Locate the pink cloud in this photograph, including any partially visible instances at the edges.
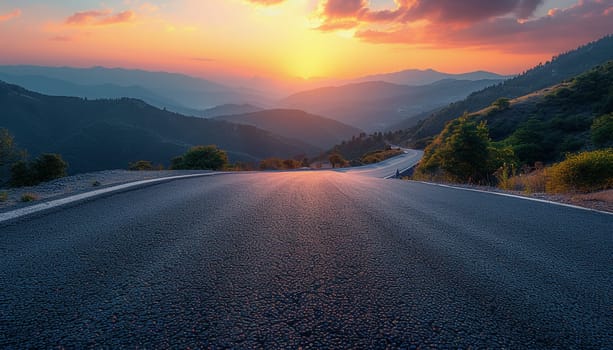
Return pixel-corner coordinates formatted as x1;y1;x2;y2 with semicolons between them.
354;0;613;53
65;10;135;26
49;35;74;42
0;8;21;22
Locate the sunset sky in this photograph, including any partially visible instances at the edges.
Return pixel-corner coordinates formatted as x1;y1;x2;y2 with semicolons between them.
0;0;611;82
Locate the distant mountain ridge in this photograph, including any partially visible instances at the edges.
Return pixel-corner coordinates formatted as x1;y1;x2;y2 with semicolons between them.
351;69;512;86
280;78;504;131
201;104;264;118
215;109;362;149
0;81;318;174
0;65;272;110
0;72;202;115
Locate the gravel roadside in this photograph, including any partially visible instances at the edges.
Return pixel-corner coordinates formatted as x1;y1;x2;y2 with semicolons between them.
0;170;213;212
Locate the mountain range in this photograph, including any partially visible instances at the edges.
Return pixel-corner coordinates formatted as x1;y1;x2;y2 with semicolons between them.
280;78;504;131
0;65;510;130
0;65;272;111
0;81;320;174
350;69;511;86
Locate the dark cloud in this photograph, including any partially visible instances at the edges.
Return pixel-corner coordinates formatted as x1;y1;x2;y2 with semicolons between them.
323;0;368;18
354;0;613;53
397;0;545;22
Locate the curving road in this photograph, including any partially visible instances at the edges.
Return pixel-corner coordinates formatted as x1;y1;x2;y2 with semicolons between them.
337;149;424;178
1;171;611;348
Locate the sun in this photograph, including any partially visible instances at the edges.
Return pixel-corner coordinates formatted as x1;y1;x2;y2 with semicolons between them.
286;45;329;79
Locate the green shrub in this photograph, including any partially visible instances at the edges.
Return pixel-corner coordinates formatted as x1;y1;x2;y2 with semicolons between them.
328;153;347;168
171;145;228;170
360;149;403;164
20;193;38;202
32;154;67;182
591;113;613;147
0;191;8;202
128;160;154;171
492;97;511;110
10;154;68;187
547;149;613;193
10;160;34;187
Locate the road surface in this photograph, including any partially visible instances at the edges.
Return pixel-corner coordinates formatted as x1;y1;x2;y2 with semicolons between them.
1;172;611;348
338;149;424;178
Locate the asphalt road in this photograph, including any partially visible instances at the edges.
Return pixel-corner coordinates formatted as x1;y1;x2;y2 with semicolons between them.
1;172;611;348
338;149;424;178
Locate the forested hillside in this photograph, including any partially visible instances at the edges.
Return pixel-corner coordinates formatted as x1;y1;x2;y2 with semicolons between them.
402;35;613;144
0;82;317;174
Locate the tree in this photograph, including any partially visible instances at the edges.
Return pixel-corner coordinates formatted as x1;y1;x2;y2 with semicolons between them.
10;160;32;187
492;97;511;110
171;145;228;170
415;115;495;184
591;113;613;147
0;128;21;184
329;153;345;168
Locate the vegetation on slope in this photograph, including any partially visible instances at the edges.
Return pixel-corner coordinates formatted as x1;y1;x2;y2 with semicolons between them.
404;35;613;144
414;61;613;193
477;61;613;165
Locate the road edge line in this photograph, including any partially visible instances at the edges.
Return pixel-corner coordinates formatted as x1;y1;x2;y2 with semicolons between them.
412;181;613;216
0;172;227;224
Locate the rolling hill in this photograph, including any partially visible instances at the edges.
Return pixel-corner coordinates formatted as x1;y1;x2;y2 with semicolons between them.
279;79;504;132
215;109;362;149
398;34;613;143
0;81;318;174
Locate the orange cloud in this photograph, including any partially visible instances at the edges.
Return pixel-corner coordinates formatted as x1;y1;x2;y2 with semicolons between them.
0;8;21;22
246;0;286;5
65;10;135;26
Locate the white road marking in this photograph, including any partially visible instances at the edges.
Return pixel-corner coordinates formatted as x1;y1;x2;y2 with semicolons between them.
0;173;226;223
413;181;613;216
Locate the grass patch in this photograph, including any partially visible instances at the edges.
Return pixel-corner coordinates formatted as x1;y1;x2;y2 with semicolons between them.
20;193;38;202
0;191;8;202
360;149;404;164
